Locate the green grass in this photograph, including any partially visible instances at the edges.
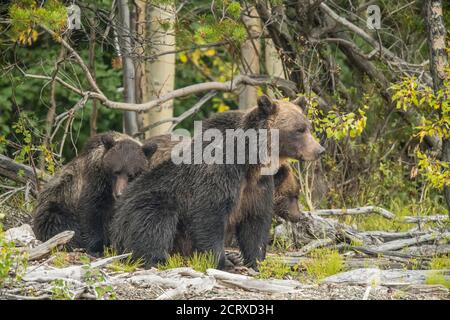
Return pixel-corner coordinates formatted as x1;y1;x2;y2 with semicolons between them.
50;249;70;268
103;247;143;273
425;272;450;289
300;248;344;281
429;255;450;270
257;256;293;279
186;251;217;273
157;253;186;270
157;251;217;273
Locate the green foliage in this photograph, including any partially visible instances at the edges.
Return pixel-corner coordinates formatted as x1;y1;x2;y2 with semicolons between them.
157;251;217;273
157;253;186;271
103;247;143;273
425;272;450;289
186;251;217;273
9;0;67;45
307;96;368;140
81;263;116;300
299;248;344;281
50;279;74;300
256;256;293;279
429;255;450;270
390;75;450;191
49;249;70;268
0;228;28;289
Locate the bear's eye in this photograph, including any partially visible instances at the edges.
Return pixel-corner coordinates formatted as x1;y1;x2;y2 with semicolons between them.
297;126;306;133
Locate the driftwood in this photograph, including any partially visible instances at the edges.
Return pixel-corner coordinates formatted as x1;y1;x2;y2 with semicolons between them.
322;268;450;287
27;231;75;261
308;206;395;219
206;269;311;294
401;244;450;257
4;224;37;247
112;267;216;300
360;230;429;242
23;254;131;282
400;215;449;223
372;232;450;252
0;154;48;184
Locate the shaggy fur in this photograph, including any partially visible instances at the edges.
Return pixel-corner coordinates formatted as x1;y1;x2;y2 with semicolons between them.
110;95;279;269
140;99;320;267
33;132;157;253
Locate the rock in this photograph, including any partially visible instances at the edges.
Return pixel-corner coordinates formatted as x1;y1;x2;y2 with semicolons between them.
4;224;38;247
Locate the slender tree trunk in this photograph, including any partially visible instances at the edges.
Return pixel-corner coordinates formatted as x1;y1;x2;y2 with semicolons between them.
425;0;450;216
117;0;138;135
88;17;98;136
265;38;285;97
138;4;176;138
134;0;148;132
239;6;261;110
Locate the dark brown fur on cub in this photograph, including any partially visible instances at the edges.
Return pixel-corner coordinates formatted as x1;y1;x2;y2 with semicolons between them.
33;132;157;253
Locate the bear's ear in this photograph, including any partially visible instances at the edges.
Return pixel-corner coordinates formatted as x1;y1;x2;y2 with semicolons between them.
142;142;158;158
292;96;308;113
274;164;289;187
257;94;277;116
101;134;116;150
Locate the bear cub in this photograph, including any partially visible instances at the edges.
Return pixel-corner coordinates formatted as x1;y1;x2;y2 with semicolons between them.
33;131;157;254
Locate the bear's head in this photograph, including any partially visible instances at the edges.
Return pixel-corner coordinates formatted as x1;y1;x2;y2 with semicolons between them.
101;135;157;200
273;98;325;161
274;164;302;222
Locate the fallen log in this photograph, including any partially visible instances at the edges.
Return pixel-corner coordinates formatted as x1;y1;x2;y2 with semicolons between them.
24;253;131;282
0;154;48;184
27;231;75;261
206;269;312;294
400;215;448;223
372;232;450;252
308;206;395;219
359;230;429;242
322;268;450;287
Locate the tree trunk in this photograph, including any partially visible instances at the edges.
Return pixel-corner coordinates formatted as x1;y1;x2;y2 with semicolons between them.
265;38;285;98
239;6;261;110
425;0;450;216
117;0;138;135
138;4;176;138
134;0;148;128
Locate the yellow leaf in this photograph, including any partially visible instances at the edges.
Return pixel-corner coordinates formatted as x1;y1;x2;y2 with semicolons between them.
179;52;188;63
204;49;216;56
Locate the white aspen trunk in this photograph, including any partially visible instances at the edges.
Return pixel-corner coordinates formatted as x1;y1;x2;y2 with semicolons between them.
139;4;176;138
265;38;285;97
239;6;261;110
117;0;138;135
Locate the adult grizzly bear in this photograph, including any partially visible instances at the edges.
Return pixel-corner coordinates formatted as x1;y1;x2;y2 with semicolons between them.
143;98;322;267
110;95;279;269
145;135;302;223
33;132;157;254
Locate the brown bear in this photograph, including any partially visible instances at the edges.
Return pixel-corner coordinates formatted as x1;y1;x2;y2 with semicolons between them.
110;95;322;269
146;137;302;255
273;163;302;223
145;135;302;223
33;131;157;254
110;95;280;269
198;98;323;267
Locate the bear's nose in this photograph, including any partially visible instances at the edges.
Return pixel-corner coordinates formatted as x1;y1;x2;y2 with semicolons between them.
316;146;325;158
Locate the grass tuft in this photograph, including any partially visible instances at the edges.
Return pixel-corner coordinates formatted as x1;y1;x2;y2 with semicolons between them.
103;247;143;273
300;248;344;281
257;256;293;279
157;251;217;273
